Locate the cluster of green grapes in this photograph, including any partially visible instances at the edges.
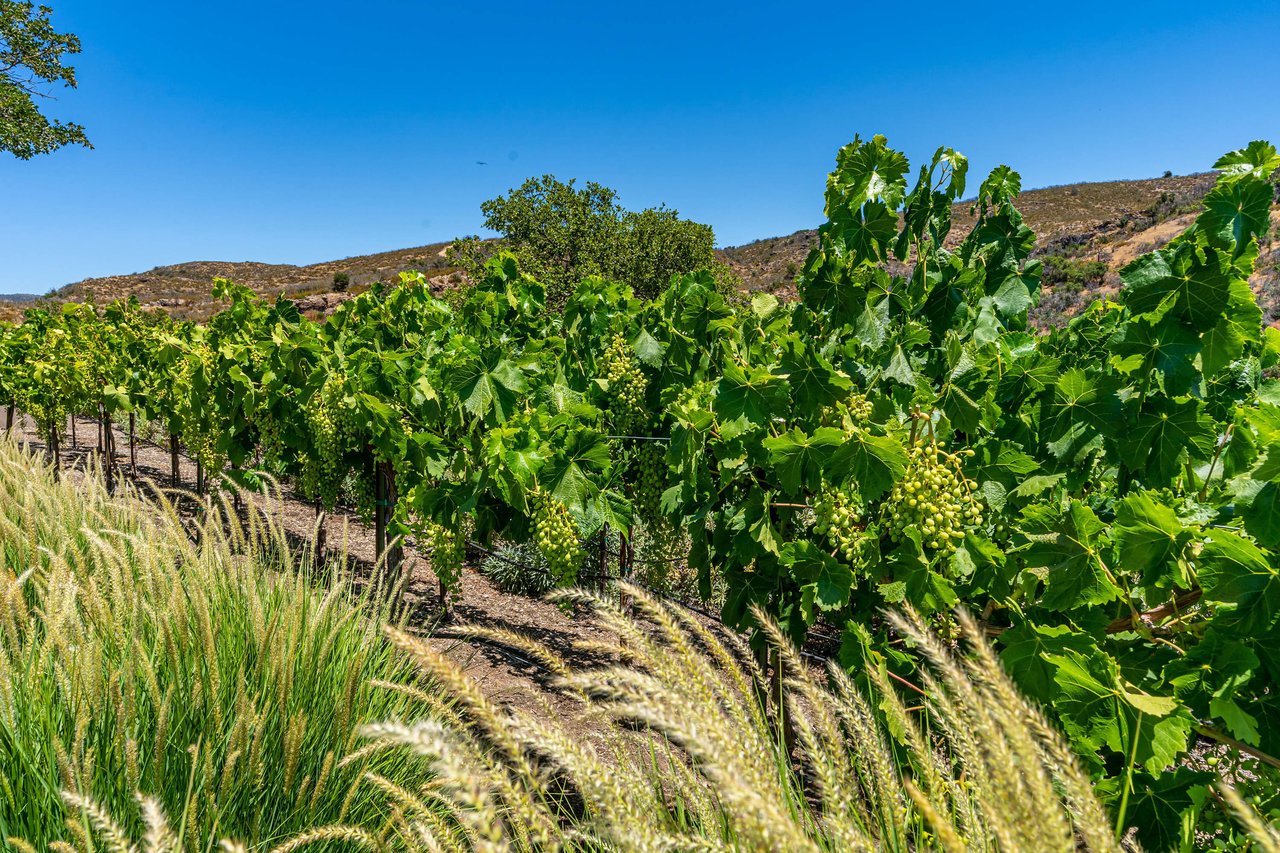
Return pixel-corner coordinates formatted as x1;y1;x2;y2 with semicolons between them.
177;345;228;471
600;332;647;432
255;409;286;469
631;441;667;524
342;467;376;520
823;392;874;437
812;484;864;563
298;379;352;507
418;518;466;593
530;486;583;584
882;437;981;555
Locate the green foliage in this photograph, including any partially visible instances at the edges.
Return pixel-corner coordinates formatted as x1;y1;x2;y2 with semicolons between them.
332;270;351;291
0;0;90;158
479;541;556;597
5;135;1280;846
1041;254;1108;291
456;174;721;303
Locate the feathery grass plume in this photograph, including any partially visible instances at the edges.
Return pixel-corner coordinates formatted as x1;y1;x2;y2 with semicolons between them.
342;583;1157;851
0;439;438;848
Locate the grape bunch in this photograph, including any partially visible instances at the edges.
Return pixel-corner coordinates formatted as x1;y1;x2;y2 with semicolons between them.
530;486;583;584
631;441;667;525
600;332;647;433
178;345;227;472
299;379;349;507
882;437;982;555
813;484;864;563
255;410;286;469
823;392;874;437
418;518;465;594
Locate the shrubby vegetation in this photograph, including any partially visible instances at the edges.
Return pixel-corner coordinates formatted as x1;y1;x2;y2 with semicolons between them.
449;174;733;303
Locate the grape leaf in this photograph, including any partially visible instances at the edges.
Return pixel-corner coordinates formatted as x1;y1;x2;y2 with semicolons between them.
1113;491;1193;586
1120;397;1217;486
783;540;855;622
1121;242;1232;332
1020;501;1122;611
1243;481;1280;549
1198;529;1280;635
762;427;845;495
826;429;907;501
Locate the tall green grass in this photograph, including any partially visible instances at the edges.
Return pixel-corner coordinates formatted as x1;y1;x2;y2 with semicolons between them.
0;441;429;849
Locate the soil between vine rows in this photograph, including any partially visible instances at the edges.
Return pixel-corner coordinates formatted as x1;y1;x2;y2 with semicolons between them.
7;412;615;739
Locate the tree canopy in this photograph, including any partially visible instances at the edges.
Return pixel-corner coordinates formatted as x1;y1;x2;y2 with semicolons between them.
452;174;727;303
1;1;90;159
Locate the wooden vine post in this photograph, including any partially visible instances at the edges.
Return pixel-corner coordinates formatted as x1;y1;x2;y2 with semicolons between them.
4;405;13;433
69;414;76;449
373;454;403;594
100;404;115;493
48;424;60;477
128;412;136;476
170;433;180;486
313;497;327;570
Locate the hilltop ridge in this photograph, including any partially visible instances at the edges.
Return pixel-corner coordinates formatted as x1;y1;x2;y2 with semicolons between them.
5;171;1277;326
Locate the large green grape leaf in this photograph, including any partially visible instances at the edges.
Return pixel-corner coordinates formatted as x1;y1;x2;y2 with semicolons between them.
447;353;527;425
1200;176;1274;257
1120;242;1232;332
1108;315;1200;395
1243;481;1280;549
776;340;852;411
998;621;1098;702
1019;501;1122;611
1113;491;1194;586
826;134;910;213
782;540;854;623
826;430;907;501
1046;368;1124;437
1198;529;1280;635
1096;769;1214;853
1046;648;1193;771
840;202;898;263
1212;140;1280;182
1119;397;1217;486
762;427;845;495
715;362;790;424
539;429;611;512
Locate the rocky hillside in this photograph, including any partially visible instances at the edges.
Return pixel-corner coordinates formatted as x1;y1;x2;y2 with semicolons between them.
5;172;1278;327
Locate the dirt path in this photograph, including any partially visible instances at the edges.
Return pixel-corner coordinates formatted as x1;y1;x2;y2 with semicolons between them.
7;412;605;733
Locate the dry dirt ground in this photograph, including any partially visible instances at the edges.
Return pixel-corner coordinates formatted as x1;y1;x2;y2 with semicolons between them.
8;412;615;734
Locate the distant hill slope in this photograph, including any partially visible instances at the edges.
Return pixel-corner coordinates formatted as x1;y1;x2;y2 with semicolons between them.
5;171;1278;326
28;241;464;321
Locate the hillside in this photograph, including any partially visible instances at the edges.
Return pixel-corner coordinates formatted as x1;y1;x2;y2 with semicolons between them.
5;171;1278;326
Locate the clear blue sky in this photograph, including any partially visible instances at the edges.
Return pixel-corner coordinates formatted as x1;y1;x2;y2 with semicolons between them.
2;1;1278;295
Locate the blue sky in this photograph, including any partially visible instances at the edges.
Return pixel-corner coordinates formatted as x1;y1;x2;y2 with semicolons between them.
2;1;1278;295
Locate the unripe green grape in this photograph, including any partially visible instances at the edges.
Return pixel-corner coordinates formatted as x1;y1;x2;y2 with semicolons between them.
881;434;983;559
529;486;583;584
599;332;648;434
813;483;865;568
